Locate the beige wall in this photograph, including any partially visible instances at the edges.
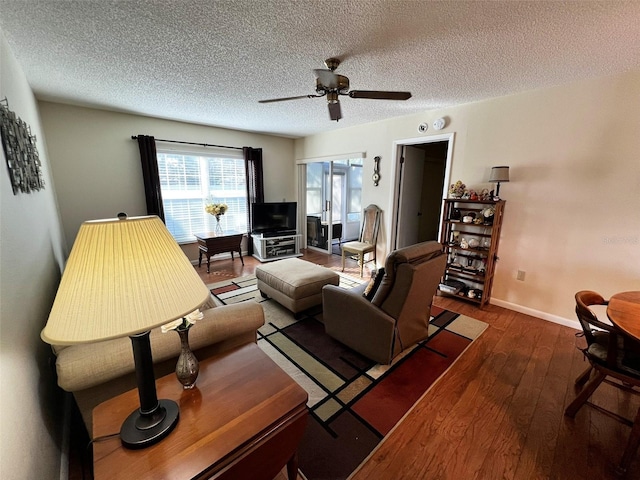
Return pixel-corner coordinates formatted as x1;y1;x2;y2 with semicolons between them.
0;30;67;479
38;102;296;261
295;71;640;325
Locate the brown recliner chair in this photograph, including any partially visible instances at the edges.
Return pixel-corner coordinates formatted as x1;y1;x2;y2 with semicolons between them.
322;241;446;364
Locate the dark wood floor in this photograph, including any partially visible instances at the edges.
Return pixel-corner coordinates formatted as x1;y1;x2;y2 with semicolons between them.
351;297;640;480
72;249;639;479
194;247;368;283
201;249;639;479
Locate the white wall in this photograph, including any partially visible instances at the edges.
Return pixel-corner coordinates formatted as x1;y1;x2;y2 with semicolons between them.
295;71;640;325
0;30;67;479
38;102;296;260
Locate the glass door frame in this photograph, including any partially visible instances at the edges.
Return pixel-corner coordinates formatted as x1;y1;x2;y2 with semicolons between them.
297;153;365;254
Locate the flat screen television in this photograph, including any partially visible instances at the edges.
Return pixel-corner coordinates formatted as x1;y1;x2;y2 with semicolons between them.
251;202;297;235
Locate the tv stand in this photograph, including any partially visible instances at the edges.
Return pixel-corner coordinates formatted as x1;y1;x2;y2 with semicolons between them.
252;233;302;262
261;230;297;238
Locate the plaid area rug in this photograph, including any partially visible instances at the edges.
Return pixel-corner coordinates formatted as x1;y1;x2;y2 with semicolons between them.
209;274;487;480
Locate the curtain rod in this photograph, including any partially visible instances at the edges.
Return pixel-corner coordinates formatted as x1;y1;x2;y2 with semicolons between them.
131;135;243;151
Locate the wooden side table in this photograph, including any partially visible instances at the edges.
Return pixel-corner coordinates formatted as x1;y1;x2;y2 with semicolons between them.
194;232;244;273
92;343;308;480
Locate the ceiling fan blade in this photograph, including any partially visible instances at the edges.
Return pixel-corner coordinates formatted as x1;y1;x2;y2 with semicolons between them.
328;102;342;121
348;90;412;100
259;94;322;103
314;69;339;89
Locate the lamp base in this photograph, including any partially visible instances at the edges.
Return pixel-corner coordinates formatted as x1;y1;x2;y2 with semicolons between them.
120;399;179;449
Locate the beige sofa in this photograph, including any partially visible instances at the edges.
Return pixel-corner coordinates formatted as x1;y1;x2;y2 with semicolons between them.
53;299;264;436
323;241;446;364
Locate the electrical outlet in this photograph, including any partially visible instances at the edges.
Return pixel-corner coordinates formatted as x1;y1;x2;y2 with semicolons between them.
517;270;526;281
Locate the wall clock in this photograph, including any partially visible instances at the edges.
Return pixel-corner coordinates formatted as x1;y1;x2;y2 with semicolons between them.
373;156;380;186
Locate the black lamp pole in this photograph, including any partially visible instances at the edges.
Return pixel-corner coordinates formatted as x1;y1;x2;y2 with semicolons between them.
119;332;179;449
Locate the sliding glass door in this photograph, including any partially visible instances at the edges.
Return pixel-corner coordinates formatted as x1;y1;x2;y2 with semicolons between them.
304;158;362;254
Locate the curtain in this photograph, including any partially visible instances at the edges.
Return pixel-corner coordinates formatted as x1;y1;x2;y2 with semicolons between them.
243;147;264;254
137;135;165;221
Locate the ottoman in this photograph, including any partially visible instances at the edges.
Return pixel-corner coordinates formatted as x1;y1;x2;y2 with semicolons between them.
255;258;340;318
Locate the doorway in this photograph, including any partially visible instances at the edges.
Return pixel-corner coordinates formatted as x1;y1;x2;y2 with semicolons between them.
391;134;454;250
303;158;363;255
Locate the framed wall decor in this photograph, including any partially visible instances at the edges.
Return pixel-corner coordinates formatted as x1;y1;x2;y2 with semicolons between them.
0;98;45;194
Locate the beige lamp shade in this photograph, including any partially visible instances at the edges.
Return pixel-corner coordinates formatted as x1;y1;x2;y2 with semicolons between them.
489;166;510;183
42;215;210;345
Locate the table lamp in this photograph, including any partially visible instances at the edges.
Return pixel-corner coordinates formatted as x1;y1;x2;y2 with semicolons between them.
489;166;510;199
41;214;210;449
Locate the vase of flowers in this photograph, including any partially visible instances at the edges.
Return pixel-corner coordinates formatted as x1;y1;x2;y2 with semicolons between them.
162;309;203;389
205;202;228;234
449;180;466;198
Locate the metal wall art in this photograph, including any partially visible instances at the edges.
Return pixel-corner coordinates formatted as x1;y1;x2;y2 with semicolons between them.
1;98;45;194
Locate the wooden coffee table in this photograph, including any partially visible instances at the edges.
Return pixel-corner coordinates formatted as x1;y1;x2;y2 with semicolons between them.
92;343;308;480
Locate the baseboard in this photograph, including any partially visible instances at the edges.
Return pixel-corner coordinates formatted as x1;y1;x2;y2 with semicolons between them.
490;298;581;330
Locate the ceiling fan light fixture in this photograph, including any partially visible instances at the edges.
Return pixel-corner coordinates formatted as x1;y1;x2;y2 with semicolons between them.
324;57;341;71
258;58;412;121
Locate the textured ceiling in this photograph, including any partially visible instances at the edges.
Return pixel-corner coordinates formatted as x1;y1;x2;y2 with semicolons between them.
1;1;639;138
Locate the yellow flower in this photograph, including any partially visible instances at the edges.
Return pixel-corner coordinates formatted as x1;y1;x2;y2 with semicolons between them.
205;202;228;216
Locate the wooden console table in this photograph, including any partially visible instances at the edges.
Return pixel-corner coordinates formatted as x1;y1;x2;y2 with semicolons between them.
92;343;308;480
195;232;244;273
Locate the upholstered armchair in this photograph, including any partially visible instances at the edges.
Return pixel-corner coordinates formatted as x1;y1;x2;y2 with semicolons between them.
323;241;446;364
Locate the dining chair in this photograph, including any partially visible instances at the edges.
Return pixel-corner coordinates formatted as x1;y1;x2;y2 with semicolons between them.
341;204;381;277
565;290;640;476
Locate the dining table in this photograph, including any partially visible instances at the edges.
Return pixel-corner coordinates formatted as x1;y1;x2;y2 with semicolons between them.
607;291;640;340
605;290;640;476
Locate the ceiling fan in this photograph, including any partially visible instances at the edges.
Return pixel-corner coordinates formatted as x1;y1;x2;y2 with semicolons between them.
258;58;412;121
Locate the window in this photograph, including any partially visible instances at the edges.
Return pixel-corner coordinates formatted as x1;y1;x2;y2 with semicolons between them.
347;159;363;222
157;149;247;243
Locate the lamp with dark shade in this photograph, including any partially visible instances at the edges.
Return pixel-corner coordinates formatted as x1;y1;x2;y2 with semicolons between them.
41;215;210;449
489;166;510;199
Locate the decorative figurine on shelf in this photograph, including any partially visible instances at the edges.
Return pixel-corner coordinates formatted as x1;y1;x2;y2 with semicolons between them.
460;238;469;249
448;180;466;198
480;188;491;201
482;206;495;225
450;208;462;221
469;190;478;200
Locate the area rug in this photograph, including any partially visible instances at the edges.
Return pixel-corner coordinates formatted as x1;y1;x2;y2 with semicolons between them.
209;273;487;480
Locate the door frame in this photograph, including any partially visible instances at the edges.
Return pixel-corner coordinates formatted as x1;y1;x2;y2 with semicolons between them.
296;152;366;252
388;133;455;251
